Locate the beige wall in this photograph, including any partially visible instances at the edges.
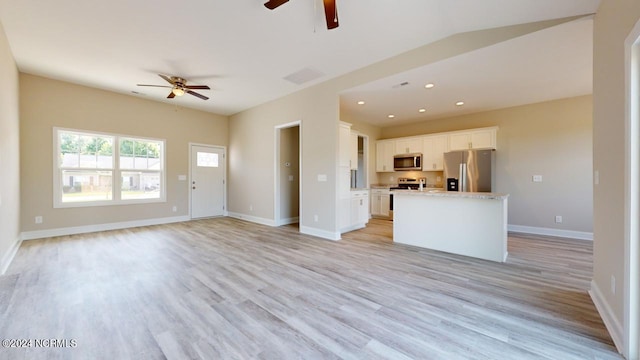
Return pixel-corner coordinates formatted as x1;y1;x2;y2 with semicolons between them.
593;0;640;348
229;18;575;236
369;96;593;233
0;22;20;273
20;74;228;233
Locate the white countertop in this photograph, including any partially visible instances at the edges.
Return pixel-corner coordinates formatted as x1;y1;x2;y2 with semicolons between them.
391;189;509;200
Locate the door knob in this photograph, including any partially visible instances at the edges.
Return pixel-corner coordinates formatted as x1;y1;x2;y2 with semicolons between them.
192;186;196;190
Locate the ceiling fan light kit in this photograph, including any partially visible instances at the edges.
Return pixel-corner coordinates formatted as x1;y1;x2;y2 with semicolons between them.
137;74;210;100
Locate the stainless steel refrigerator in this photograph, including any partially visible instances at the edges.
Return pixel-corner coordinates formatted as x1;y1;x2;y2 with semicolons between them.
443;149;495;192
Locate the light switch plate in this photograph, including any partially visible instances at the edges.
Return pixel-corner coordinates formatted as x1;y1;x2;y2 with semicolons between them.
317;174;327;182
178;175;187;181
532;175;543;182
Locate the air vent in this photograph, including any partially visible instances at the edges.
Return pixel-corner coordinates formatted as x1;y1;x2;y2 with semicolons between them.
392;81;410;89
283;67;325;85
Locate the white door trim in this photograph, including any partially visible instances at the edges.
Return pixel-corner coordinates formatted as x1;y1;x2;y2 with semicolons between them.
274;121;302;227
624;18;640;360
188;143;228;219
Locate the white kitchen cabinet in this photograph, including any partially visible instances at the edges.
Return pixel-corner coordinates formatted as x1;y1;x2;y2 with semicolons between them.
376;140;395;172
339;122;352;167
351;190;369;226
342;190;369;233
448;127;497;151
370;189;390;217
350;132;358;170
422;135;447;171
395;137;422;155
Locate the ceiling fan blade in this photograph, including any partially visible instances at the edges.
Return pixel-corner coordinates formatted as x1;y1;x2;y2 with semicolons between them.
187;90;209;100
264;0;288;10
185;85;210;90
137;84;172;88
323;0;339;29
167;92;176;99
158;74;174;85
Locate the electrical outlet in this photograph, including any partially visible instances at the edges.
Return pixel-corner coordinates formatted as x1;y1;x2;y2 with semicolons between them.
314;215;318;222
35;216;43;224
594;170;599;185
249;205;253;211
555;215;562;223
172;206;177;212
611;275;616;295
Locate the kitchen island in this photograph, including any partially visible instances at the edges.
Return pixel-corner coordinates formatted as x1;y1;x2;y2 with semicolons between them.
393;190;509;262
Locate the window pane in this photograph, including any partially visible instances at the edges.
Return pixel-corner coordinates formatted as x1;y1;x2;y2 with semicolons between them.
59;131;113;169
61;170;112;202
120;138;162;170
197;152;218;167
121;171;161;200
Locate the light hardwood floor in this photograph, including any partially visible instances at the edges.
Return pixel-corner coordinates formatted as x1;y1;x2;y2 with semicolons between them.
0;218;621;359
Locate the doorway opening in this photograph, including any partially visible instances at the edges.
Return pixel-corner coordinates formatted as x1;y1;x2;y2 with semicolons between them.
275;122;301;227
624;19;640;360
189;144;226;219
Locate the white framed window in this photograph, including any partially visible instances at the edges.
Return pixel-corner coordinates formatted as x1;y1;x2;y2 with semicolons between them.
54;128;166;208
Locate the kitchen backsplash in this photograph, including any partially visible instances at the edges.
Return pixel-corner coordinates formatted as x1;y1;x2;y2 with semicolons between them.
376;171;444;187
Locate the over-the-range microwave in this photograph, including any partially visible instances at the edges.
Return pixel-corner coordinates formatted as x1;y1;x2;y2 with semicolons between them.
393;153;422;171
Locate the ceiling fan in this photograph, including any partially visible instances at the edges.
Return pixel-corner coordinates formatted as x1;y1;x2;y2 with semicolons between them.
265;0;339;30
137;74;210;100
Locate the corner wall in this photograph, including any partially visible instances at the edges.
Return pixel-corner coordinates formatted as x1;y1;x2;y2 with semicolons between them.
592;0;640;355
19;74;228;236
0;22;20;274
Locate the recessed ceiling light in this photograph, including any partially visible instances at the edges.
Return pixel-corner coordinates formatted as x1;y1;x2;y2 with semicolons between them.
418;108;426;113
388;114;395;118
425;83;435;89
357;100;365;105
456;101;465;106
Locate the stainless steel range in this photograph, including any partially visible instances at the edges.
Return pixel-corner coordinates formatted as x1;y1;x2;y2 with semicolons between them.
389;177;426;219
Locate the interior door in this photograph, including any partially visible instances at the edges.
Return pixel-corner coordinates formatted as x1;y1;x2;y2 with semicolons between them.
191;145;225;219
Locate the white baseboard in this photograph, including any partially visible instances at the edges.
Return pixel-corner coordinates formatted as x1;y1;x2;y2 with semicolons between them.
227;212;276;227
300;225;341;241
228;212;339;241
589;280;624;354
276;216;299;226
20;216;190;241
0;236;22;275
508;224;593;240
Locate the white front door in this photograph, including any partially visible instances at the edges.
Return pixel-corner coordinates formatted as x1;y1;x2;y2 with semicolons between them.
191;145;225;219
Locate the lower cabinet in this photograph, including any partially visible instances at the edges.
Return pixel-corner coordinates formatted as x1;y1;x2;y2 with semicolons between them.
371;189;390;217
341;190;369;233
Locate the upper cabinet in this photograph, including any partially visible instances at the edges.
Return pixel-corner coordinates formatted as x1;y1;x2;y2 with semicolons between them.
422;134;447;171
375;127;498;172
448;127;497;151
376;140;395;172
395;137;422;155
350;132;358;171
339;122;352;167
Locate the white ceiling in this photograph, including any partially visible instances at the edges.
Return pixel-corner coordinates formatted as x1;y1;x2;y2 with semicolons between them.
340;16;594;127
0;1;599;119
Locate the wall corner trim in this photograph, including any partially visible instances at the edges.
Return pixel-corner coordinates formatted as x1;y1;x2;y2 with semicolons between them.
590;280;624;354
20;216;191;241
0;236;23;275
508;224;593;240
